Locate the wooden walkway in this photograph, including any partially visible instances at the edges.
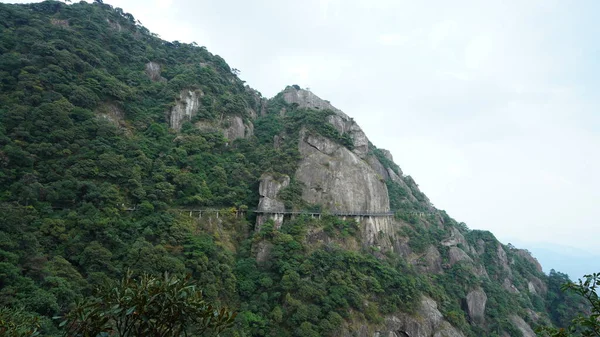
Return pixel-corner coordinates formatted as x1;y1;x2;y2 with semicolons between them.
172;208;434;219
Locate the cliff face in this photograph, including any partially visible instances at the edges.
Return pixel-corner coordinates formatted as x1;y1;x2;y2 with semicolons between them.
253;86;551;337
296;129;389;213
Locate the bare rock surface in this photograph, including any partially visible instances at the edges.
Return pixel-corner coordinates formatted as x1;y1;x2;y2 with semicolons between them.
476;239;486;255
224;115;253;140
296;129;389;213
256;174;289;230
257;174;289;212
497;244;511;275
379;297;465;337
465;288;487;325
528;276;547;295
388;169;419;203
367;155;390;180
515;249;544;273
145;61;166;82
281;86;370;158
503;278;520;294
449;247;473;266
97;102;125;127
441;227;468;247
168;90;201;131
416;245;443;274
509;315;536;337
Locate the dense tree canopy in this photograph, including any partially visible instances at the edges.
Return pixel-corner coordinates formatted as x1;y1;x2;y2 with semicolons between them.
0;1;590;336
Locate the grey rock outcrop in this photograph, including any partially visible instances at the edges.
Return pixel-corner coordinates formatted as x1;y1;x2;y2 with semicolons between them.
509;315;536;337
528;276;548;296
256;174;290;230
296;129;389;213
497;244;511;274
327;114;370;158
362;216;398;250
255;241;273;263
294;128;396;248
528;276;547;295
515;249;544;273
448;247;473;266
465;288;487;325
473;264;489;278
224;115;253;141
503;278;520;294
367;155;390;180
378;297;465;337
441;227;468;248
281;86;370;158
145;62;166;82
168;90;202;131
416;245;443;274
282;86;346;116
526;309;541;323
381;149;395;162
97;102;125;128
475;239;486;255
388;169;419;203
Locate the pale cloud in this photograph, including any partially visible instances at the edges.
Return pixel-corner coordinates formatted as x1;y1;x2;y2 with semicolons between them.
377;33;410;47
154;0;173;9
429;20;458;50
464;35;494;70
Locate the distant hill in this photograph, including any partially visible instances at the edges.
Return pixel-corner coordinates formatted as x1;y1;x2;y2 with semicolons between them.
507;239;600;281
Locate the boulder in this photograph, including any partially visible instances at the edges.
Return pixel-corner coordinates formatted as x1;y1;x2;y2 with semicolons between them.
441;227;468;247
416;245;443;274
509;315;536;337
448;247;473;266
465;288;487;325
503;278;520;294
528;276;547;295
380;297;466;337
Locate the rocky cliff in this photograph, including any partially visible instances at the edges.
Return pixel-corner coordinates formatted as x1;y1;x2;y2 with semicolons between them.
252;85;552;336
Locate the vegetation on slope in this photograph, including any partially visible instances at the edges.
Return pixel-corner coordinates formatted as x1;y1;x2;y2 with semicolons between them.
0;1;590;336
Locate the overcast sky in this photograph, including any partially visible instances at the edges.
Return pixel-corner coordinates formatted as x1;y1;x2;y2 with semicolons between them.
6;0;600;277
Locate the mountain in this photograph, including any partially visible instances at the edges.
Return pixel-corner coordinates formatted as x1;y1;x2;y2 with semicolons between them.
505;238;600;282
0;1;588;336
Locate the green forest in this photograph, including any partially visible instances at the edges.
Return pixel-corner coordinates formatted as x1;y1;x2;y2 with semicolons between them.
0;1;592;336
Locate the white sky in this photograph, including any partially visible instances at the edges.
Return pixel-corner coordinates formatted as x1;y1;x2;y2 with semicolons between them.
5;0;600;276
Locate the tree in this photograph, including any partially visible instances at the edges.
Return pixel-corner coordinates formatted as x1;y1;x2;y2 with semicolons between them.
0;307;42;337
537;272;600;337
59;271;237;337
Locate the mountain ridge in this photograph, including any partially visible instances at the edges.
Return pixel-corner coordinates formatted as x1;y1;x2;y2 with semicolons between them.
0;1;588;336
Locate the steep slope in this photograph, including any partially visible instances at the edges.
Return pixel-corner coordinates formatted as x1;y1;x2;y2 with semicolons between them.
0;1;587;336
252;87;567;336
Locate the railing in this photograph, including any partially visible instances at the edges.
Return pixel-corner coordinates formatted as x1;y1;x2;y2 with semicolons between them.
0;204;436;218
